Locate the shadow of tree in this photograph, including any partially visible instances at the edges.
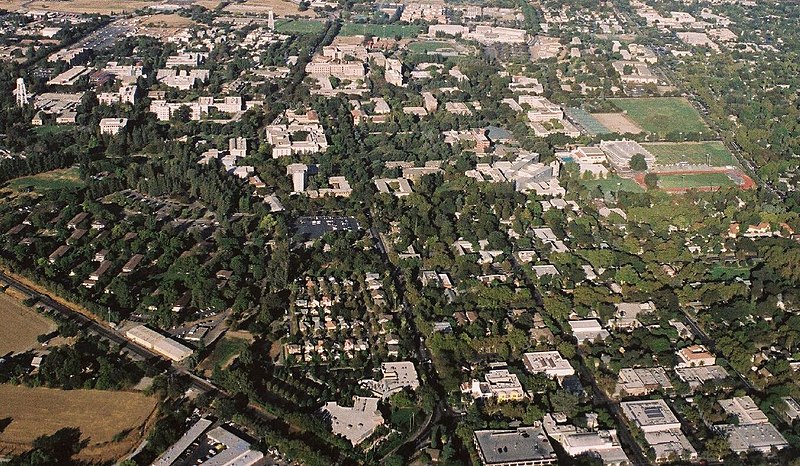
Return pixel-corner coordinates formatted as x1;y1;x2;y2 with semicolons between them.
10;427;87;465
0;417;11;433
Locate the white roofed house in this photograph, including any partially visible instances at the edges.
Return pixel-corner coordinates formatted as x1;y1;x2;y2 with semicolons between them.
569;319;610;344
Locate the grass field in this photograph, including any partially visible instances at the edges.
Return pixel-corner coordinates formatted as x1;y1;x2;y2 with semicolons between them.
709;265;750;281
0;384;158;462
644;142;737;167
582;177;645;193
407;41;453;53
7;167;83;193
197;336;248;376
658;172;735;189
340;23;421;38
274;19;326;34
610;98;709;135
0;293;55;356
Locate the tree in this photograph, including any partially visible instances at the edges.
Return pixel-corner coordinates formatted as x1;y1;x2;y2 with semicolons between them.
629;153;648;171
644;173;659;189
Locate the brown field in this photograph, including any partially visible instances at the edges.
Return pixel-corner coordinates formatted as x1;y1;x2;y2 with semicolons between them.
141;13;196;28
0;384;159;463
10;0;155;14
222;0;318;17
591;112;644;134
0;293;55;356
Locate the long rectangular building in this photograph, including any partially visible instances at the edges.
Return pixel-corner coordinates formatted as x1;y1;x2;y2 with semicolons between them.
125;325;193;362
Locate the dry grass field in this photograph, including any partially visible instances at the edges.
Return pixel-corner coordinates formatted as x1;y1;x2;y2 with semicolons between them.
591;112;644;134
0;293;55;356
141;13;196;28
0;384;159;463
223;0;318;17
11;0;155;14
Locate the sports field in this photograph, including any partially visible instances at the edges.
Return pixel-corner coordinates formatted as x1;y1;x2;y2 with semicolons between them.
610;97;709;135
0;384;158;462
0;293;55;356
7;167;83;193
643;141;737;167
340;23;421;38
658;172;735;189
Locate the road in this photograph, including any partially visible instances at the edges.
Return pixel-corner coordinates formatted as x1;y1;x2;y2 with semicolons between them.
0;271;219;395
368;226;449;461
679;308;756;393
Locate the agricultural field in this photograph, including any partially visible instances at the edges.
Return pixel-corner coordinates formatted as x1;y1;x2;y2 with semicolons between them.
658;172;736;189
610;97;709;135
0;384;158;462
0;293;55;356
339;23;421;38
581;176;645;193
644;141;737;167
274;19;326;34
6;167;83;194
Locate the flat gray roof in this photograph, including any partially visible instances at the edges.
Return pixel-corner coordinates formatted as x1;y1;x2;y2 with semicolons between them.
475;426;556;465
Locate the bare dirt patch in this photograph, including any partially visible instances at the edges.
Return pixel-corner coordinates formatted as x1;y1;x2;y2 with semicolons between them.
0;384;159;463
0;292;55;356
591;113;643;134
222;0;319;17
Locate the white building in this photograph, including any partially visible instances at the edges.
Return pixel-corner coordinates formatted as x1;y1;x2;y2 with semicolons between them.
361;361;420;398
125;325;193;362
569;319;609;343
322;396;384;446
99;118;128;135
621;399;697;462
522;351;575;379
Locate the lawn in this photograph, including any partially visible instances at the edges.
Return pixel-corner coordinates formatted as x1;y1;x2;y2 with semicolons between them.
643;141;737;167
658;173;736;189
7;167;83;193
610;97;709;135
709;265;750;281
0;292;55;355
582;177;645;193
407;41;454;53
339;23;421;38
274;19;326;34
0;384;158;462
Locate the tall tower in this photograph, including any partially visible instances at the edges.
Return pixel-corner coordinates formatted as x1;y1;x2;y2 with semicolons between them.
268;9;275;31
14;77;29;107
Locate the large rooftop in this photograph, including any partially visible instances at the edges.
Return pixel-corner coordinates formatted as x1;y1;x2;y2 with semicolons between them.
474;425;557;465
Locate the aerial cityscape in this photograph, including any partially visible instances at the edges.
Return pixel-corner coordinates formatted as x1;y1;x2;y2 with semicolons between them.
0;0;798;465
